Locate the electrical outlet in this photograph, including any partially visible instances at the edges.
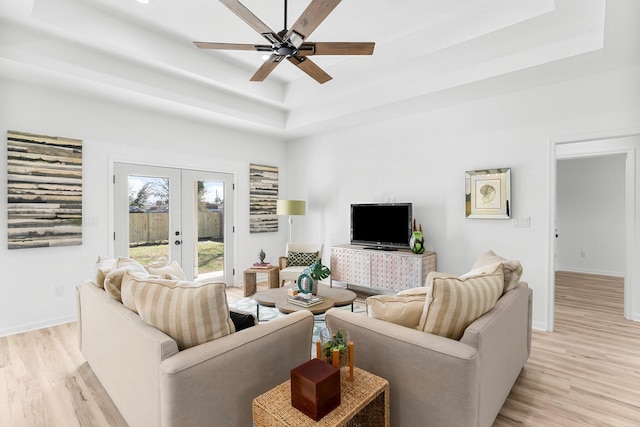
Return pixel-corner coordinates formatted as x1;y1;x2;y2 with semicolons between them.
54;286;64;298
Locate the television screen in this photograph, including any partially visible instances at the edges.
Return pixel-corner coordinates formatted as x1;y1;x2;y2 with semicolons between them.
350;203;412;250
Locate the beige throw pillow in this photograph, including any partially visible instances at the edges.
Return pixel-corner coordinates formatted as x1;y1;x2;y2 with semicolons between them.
396;287;430;298
104;257;147;301
95;255;116;288
472;250;523;293
418;265;504;340
130;279;234;350
365;295;426;329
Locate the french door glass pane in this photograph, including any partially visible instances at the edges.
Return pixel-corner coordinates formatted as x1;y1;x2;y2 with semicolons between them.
127;175;170;264
195;180;224;279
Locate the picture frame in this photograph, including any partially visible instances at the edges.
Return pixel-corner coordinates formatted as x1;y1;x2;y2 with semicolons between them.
465;168;511;219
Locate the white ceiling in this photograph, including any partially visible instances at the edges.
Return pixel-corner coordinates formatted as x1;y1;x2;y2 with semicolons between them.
1;0;638;139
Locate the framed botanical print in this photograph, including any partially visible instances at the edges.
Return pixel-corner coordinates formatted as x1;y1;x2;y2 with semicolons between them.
465;168;511;219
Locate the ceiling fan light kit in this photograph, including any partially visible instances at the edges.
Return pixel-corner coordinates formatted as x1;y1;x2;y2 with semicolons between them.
194;0;375;84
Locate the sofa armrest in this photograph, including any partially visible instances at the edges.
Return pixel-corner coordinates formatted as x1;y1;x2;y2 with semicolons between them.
326;308;480;427
459;283;532;427
159;310;314;427
278;256;287;270
78;281;179;427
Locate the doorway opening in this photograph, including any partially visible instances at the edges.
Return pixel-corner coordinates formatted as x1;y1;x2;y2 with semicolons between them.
549;132;639;331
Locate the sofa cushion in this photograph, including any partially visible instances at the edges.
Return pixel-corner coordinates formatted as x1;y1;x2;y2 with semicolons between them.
472;250;523;293
95;255;116;288
286;251;319;267
145;259;187;281
130;279;234;350
104;257;147;301
418;265;504;340
365;295;426;329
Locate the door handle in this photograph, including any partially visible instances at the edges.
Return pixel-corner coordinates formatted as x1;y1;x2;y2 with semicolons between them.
175;240;182;245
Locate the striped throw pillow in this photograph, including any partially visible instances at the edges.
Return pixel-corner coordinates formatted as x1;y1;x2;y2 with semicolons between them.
286;251;319;267
130;279;234;350
418;265;504;340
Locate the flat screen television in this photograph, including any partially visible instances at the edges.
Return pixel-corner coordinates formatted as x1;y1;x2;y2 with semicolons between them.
350;203;413;250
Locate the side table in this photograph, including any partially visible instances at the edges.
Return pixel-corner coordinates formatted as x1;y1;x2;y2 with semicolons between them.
252;366;390;426
244;265;280;297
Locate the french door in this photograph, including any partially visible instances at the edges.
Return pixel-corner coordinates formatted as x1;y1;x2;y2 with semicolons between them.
114;163;234;285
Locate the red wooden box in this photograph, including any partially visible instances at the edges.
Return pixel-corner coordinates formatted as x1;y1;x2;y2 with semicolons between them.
291;358;341;421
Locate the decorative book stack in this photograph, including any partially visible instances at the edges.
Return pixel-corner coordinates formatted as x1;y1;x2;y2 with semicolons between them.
287;294;323;307
252;262;271;269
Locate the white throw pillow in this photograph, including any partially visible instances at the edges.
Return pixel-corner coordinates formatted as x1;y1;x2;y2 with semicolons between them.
145;260;187;281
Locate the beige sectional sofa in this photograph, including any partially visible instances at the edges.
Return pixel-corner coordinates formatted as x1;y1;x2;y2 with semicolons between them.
77;280;314;427
326;252;533;427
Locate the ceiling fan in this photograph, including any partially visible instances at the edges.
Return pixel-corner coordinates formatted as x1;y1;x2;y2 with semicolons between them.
194;0;375;84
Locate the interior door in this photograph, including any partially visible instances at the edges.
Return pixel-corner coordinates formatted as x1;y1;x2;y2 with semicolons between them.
114;163;234;285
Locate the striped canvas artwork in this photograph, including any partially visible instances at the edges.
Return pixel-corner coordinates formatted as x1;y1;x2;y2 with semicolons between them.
7;130;83;249
249;163;278;233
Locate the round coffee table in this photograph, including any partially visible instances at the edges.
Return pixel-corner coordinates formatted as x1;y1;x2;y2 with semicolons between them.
253;284;357;321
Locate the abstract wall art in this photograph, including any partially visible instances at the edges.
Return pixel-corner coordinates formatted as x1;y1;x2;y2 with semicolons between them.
249;163;278;233
7;130;83;249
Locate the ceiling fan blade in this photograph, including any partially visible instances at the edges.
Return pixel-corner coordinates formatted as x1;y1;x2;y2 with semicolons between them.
219;0;282;42
299;42;375;56
285;0;341;41
194;42;272;52
287;55;332;84
250;54;285;81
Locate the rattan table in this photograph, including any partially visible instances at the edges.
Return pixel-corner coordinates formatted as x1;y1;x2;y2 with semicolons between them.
243;265;280;297
252;366;390;427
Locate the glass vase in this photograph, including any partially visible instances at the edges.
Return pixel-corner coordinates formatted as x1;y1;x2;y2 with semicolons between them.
319;327;350;368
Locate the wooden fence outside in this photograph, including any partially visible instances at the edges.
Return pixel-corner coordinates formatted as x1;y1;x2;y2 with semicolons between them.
129;211;222;244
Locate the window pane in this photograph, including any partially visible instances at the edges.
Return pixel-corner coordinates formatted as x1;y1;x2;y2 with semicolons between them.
127;175;169;264
195;180;224;278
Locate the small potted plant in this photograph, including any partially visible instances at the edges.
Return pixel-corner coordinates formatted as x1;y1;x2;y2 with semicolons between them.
303;259;331;295
320;328;350;368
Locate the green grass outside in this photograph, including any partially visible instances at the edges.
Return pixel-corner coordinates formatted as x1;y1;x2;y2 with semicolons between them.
129;240;224;275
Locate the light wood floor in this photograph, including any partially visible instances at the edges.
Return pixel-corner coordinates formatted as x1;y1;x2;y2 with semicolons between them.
1;273;639;426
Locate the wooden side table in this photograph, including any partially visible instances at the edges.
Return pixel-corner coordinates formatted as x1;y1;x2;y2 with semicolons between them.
244;265;280;297
252;366;390;426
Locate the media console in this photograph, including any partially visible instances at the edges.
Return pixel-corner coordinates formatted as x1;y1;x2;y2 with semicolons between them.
330;244;437;293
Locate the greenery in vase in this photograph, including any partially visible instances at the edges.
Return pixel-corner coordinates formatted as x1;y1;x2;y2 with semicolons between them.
322;329;349;364
304;259;331;281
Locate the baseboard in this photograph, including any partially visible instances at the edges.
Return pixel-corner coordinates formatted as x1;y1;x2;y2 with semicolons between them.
0;314;77;338
555;267;624;278
532;321;550;332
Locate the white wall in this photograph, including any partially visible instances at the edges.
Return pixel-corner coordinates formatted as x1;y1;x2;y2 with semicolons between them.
0;79;290;337
556;155;626;276
286;65;640;331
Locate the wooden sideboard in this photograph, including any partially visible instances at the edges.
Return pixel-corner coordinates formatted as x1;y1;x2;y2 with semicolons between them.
330;244;437;292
